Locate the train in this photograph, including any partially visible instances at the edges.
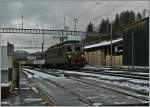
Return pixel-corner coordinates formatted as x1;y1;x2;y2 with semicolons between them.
24;40;86;69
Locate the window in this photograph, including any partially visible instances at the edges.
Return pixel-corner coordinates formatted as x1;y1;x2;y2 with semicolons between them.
64;46;73;52
74;46;81;52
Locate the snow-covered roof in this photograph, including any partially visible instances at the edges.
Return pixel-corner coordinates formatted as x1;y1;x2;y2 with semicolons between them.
84;38;123;50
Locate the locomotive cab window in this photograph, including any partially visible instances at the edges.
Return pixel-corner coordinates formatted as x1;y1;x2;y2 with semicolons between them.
67;46;73;52
64;46;73;52
74;46;81;52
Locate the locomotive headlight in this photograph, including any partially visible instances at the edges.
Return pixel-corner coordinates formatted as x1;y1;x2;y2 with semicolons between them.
81;54;84;58
68;54;71;58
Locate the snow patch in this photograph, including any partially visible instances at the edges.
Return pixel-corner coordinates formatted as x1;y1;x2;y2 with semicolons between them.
23;70;33;78
24;98;42;102
1;83;10;87
31;87;39;93
82;77;149;93
87;96;101;99
63;70;128;80
1;101;11;105
22;68;66;81
93;102;103;106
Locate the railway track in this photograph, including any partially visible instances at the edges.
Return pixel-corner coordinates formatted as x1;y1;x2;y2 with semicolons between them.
22;66;149;80
25;67;149;91
68;77;149;100
79;68;149;80
84;66;149;73
21;68;149;106
24;68;149;97
23;67;149;89
62;71;149;95
44;76;149;105
63;69;149;94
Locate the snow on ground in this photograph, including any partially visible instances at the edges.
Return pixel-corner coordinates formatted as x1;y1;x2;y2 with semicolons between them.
82;77;149;93
84;65;149;72
24;98;42;102
95;70;149;77
22;68;67;82
93;102;103;106
1;71;47;106
84;65;111;70
129;79;149;84
122;65;149;69
1;101;11;105
130;72;149;75
23;71;33;78
60;70;149;92
14;87;30;90
61;70;149;84
84;65;99;69
62;70;128;80
22;68;149;93
31;87;39;93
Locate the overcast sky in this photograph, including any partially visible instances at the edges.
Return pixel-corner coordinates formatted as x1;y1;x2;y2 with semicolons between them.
0;0;149;53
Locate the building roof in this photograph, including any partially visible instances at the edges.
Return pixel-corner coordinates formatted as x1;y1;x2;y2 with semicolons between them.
84;38;123;50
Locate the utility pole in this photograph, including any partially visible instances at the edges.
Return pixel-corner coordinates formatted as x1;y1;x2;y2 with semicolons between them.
64;17;66;30
61;17;65;44
110;23;113;70
61;17;68;44
21;15;23;29
132;31;134;71
73;18;78;31
29;40;31;48
42;31;44;52
0;33;1;72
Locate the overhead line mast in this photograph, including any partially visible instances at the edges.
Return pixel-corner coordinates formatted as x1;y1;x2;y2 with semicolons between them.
73;18;78;31
21;15;23;29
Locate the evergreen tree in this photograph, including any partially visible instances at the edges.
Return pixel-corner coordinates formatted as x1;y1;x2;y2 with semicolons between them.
114;14;120;32
87;10;137;41
106;18;111;33
99;19;110;33
136;12;142;21
142;9;147;18
87;22;94;32
129;10;136;24
99;19;106;33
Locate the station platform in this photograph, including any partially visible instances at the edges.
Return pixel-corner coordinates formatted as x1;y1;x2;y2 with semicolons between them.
1;71;48;106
